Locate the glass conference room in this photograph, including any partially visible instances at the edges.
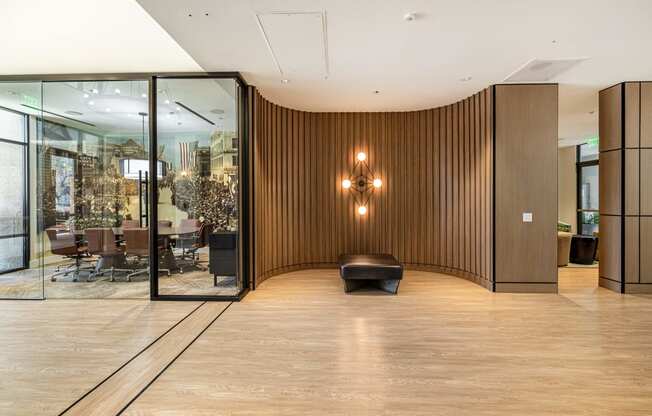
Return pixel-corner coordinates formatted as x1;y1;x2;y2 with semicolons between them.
0;74;248;300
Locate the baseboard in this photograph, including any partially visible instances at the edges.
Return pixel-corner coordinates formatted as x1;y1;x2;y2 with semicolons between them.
493;282;558;293
599;277;622;293
624;283;652;294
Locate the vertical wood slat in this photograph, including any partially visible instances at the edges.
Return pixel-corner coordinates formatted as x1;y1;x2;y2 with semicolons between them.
253;90;493;287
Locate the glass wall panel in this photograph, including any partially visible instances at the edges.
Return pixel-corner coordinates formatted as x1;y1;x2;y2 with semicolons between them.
155;78;242;297
0;81;43;299
40;80;150;298
578;164;599;236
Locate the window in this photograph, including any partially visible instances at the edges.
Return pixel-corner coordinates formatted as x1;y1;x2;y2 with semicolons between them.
0;108;29;274
577;141;599;236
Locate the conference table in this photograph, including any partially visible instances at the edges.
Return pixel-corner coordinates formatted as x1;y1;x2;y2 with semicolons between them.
72;225;200;238
71;225;201;275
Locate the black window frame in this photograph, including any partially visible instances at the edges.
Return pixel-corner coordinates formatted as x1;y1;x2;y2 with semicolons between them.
0;105;30;276
0;72;251;302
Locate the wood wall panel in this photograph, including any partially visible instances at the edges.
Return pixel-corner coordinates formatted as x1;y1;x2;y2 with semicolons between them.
599;150;622;215
625;82;640;148
253;89;493;288
641;82;652;148
494;84;558;288
599;81;652;293
599;85;622;152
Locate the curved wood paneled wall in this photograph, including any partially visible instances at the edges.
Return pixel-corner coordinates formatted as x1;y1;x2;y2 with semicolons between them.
252;89;494;288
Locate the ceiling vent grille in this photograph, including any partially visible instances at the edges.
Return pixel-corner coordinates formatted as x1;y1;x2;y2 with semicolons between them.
503;58;588;82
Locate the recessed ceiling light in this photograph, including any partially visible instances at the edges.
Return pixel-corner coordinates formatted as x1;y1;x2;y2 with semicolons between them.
552;40;557;44
91;88;98;94
403;12;416;21
114;88;120;94
281;79;289;84
460;76;472;82
373;90;380;94
88;101;94;106
105;108;111;112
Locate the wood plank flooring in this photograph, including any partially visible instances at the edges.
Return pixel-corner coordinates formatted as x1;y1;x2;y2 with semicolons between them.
0;299;201;416
3;267;652;415
62;302;229;416
122;268;652;416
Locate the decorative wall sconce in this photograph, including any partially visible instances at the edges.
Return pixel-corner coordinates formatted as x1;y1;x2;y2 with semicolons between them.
341;151;382;215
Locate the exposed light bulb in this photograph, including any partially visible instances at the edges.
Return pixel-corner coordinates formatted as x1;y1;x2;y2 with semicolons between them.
358;206;367;216
373;178;382;188
356;152;367;162
342;179;351;189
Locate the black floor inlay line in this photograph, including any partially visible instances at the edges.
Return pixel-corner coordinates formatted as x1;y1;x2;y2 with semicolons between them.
117;301;233;415
57;302;207;416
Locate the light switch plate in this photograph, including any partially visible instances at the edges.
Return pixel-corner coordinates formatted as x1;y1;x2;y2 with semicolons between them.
522;212;533;222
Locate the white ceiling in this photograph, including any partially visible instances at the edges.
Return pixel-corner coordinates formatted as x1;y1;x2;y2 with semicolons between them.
137;0;652;144
0;0;201;74
2;0;652;145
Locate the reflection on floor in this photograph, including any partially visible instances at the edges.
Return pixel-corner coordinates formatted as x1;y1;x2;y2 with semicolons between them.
123;268;652;416
0;299;202;416
0;251;239;299
3;267;651;415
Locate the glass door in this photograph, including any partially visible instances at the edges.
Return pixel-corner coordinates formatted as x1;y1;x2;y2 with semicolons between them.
153;76;246;299
40;79;150;299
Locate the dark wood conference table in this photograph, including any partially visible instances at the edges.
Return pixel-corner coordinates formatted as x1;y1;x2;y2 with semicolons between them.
72;226;200;237
71;225;201;274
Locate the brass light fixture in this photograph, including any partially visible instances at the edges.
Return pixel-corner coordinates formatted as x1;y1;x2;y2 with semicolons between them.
341;151;382;215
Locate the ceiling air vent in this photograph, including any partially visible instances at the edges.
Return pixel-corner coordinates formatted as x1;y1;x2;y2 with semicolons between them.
503;58;587;82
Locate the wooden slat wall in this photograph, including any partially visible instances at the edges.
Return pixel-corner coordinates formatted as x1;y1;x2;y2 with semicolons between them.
252;89;494;289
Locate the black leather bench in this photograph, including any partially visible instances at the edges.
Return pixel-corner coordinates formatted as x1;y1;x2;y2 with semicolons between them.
338;254;403;294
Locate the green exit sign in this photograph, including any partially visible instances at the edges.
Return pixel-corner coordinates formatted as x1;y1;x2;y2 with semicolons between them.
21;94;39;108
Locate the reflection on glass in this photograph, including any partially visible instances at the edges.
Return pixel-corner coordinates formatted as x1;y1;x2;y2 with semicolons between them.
579;161;599;236
0;82;42;299
579;139;599;162
38;80;150;298
156;78;241;296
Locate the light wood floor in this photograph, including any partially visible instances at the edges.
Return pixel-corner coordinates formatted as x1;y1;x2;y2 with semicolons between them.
0;299;201;416
3;267;652;415
121;267;652;416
